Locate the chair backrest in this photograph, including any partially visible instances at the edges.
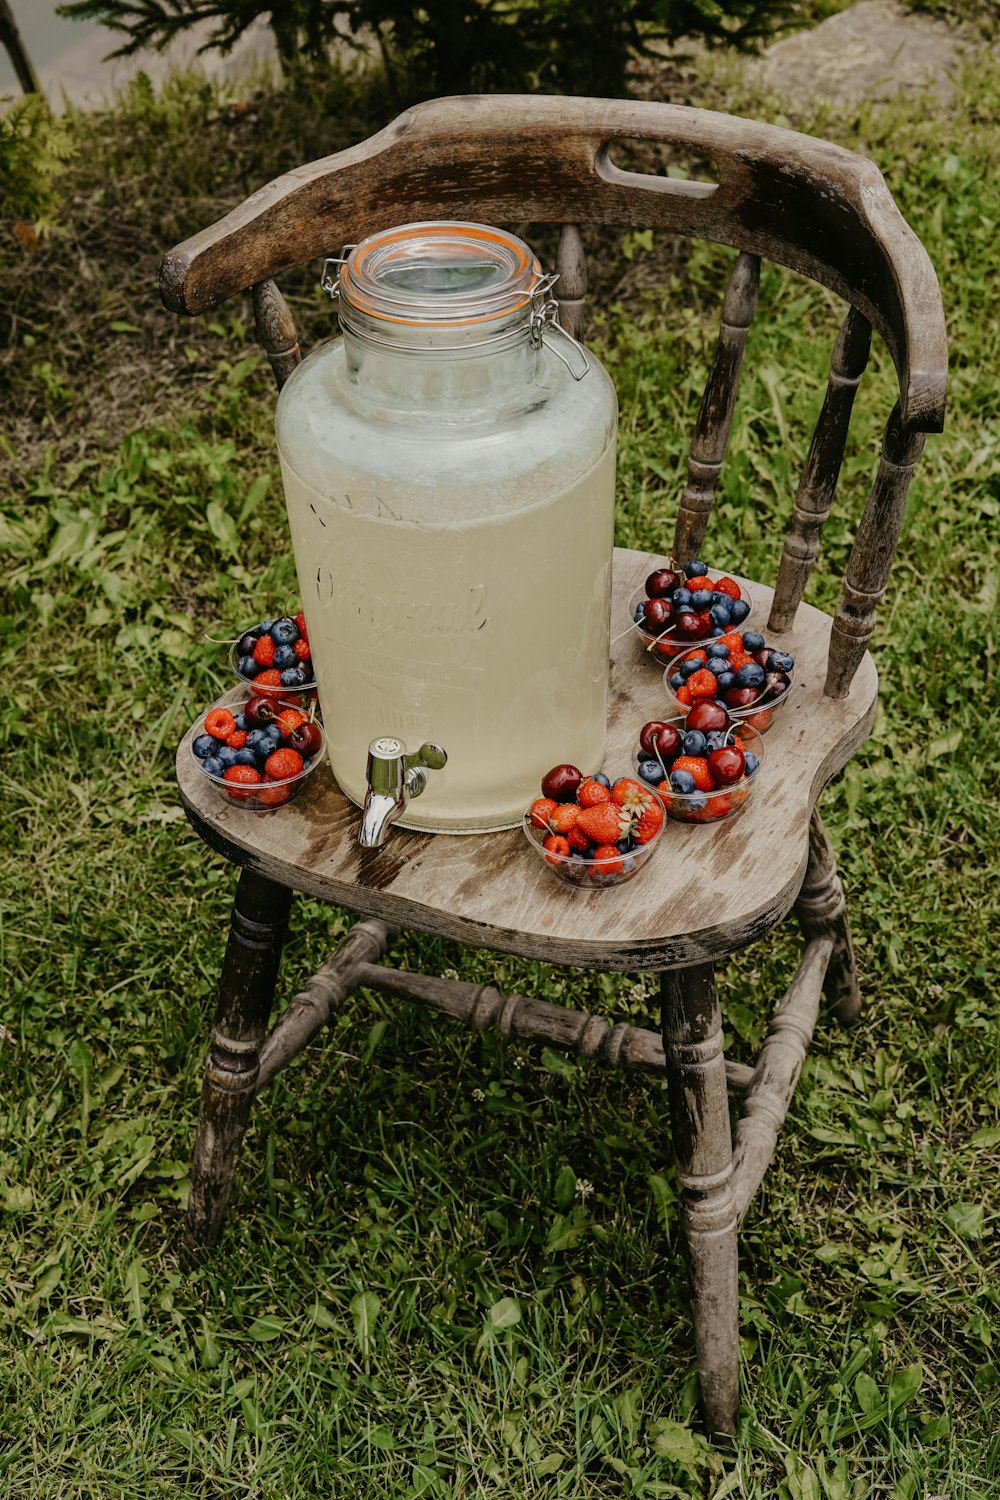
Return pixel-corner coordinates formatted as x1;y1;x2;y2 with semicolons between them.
160;94;947;699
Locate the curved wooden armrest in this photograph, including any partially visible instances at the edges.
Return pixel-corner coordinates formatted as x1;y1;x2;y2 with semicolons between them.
159;94;946;433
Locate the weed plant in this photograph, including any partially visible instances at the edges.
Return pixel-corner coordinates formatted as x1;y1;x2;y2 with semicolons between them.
1;45;998;1500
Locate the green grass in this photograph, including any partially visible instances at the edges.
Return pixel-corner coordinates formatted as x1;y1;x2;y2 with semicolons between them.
2;45;999;1500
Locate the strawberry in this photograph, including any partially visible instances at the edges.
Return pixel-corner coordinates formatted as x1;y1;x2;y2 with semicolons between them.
223;764;262;784
292;638;312;662
253;634;276;666
633;793;664;844
745;708;774;732
264;747;304;781
566;825;590;854
225;729;248;750
577;803;627;846
276;708;307;735
254;669;283;688
543;834;571;862
528;797;558;830
715;576;742;601
687;649;708;666
729;649;752;670
686;667;720;700
671;756;714;792
611;777;648;810
577;778;611;809
295;610;309;641
549;803;581;836
204;707;236;740
591;844;623;874
257;784;291;808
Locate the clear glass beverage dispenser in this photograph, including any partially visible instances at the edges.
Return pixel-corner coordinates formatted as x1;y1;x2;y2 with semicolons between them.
275;221;618;832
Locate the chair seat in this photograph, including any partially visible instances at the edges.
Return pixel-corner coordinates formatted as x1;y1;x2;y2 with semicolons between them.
176;548;876;971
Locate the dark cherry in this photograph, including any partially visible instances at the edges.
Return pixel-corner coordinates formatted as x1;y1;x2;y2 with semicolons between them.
645;568;680;599
674;612;707;641
752;648;771;669
764;671;790;700
724;687;759;709
642;598;673;631
685;701;729;733
541;763;583;803
639;721;682;761
289;721;323;756
244;695;276;727
708;745;746;785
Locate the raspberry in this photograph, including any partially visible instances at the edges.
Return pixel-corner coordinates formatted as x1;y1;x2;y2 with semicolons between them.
578;778;612;809
566;825;590;853
671;756;714;792
204;707;236;740
294;611;309;641
225;730;248;750
687;650;708;666
591;844;623;874
719;632;744;652
292;639;312;663
253;634;276;666
675;684;694;706
543;834;571;861
549;803;581;836
686;668;720;700
729;650;752;671
264;747;304;781
715;576;742;601
686;575;711;593
745;708;774;732
528;797;558;830
577;803;626;846
254;669;283;688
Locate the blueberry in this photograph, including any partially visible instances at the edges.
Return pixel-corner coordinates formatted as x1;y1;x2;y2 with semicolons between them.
237;654;259;679
280;667;307;688
682;730;707;756
217;745;239;769
593;773;612;789
638;758;662;784
673;587;692;607
770;651;795;673
232;713;249;731
679;657;702;679
742;630;765;652
715;670;735;692
192;733;217;759
730;599;750;624
257;618;275;635
709;627;723;638
237;631;259;656
270;617;300;646
669;671;685;689
691;589;713;610
670;769;696;794
235;747;257;767
684;559;708;579
706;730;729;751
615;838;632;853
633;602;646;622
706;641;729;659
735;662;765;689
202;755;224;778
687;793;708;812
622;856;637;874
273;644;298;670
709;602;732;628
744;752;760;777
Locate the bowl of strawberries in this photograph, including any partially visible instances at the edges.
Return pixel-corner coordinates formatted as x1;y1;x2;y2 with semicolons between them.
190;691;325;810
522;763;666;888
628;558;752;664
632;711;764;825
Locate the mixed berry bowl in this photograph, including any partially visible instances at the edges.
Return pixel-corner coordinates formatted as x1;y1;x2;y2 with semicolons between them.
230;610;318;700
522;763;667;889
190;692;326;811
632;715;764;825
663;630;795;735
628;557;752;663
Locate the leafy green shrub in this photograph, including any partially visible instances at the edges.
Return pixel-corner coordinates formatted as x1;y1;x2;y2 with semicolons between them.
0;95;75;235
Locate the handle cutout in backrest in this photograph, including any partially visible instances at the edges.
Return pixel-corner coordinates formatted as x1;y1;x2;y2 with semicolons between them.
596;139;720;200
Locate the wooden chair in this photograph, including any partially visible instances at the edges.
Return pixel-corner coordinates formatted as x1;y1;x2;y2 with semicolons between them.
161;96;946;1436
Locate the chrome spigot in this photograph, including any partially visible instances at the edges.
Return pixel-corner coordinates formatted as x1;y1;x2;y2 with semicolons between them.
358;737;448;848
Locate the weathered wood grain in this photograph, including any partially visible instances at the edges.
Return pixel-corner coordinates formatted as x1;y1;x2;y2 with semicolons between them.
158;95;946;434
556;222;587;342
175;550;878;972
825;404;926;697
731;934;832;1220
794;810;860;1023
661;965;739;1436
186;870;291;1250
769;307;872;634
673;251;759;564
252;279;302;390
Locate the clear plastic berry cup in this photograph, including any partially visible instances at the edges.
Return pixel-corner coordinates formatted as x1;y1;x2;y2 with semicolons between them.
632;720;765;825
662;642;794;734
190;691;326;812
521;787;667;890
627;573;753;665
228;638;318;704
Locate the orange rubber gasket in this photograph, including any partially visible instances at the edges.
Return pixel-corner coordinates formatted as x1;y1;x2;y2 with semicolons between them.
341;223;538;327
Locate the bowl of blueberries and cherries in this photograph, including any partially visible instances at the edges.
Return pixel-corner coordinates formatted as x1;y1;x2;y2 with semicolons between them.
632;710;764;824
230;610;317;698
628;558;752;662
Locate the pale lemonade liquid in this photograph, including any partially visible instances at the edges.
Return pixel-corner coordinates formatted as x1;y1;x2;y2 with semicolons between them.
280;441;616;832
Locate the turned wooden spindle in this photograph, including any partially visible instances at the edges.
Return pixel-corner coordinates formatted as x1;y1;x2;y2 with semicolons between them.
556;223;587;342
661;966;739;1436
794;811;860;1024
825;403;925;698
769;307;872;633
252;279;301;391
673;252;760;565
186;870;292;1250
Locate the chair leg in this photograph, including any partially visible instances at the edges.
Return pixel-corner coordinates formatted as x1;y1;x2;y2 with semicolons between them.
660;965;739;1437
795;810;861;1025
185;868;293;1252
